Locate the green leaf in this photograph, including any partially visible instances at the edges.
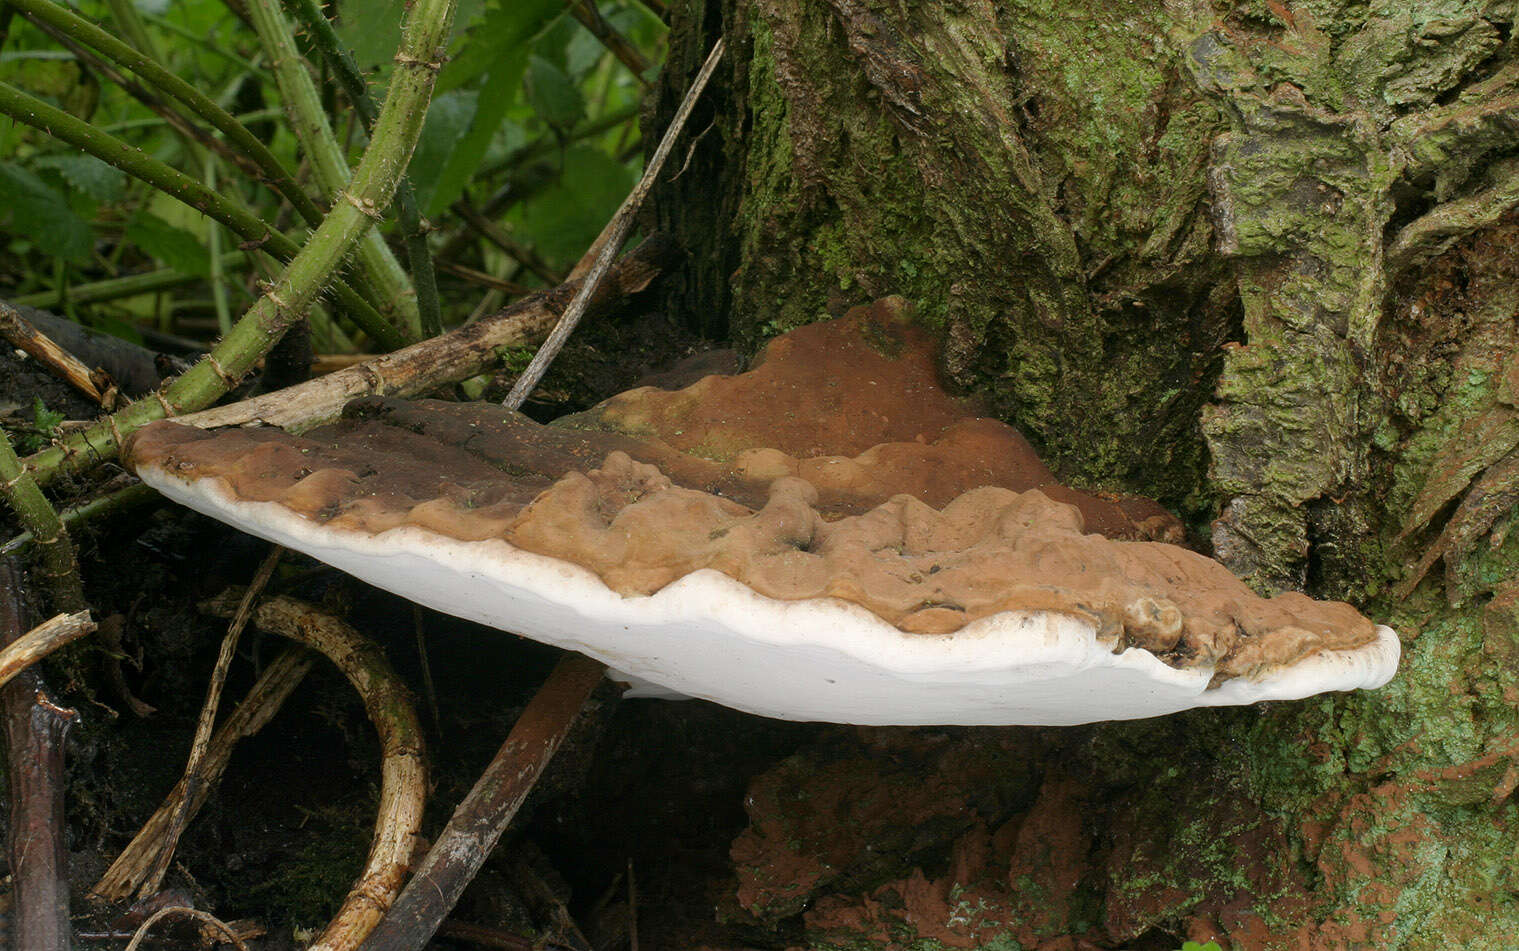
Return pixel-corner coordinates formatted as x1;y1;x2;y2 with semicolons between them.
408;90;479;212
31;153;127;203
334;0;407;73
424;0;563;215
126;212;212;277
424;58;527;217
0;161;93;263
524;54;584;130
439;0;566;94
508;146;634;264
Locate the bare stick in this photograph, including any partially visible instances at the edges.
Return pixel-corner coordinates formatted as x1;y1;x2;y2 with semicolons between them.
0;610;96;691
0;301;105;403
355;653;604;951
93;646;318;901
169;236;677;433
202;594;428;951
569;0;652;83
140;545;283;899
124;905;250;951
0;557;80;951
503;39;724;410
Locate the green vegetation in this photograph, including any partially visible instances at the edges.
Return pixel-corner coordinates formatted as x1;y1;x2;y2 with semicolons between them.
1;0;665;483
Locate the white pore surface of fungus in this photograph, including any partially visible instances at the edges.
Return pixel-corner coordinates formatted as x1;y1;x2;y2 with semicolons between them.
138;463;1401;726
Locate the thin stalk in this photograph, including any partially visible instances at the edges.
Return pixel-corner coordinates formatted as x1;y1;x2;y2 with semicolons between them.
100;106;283;135
143;11;268;77
0;431;85;613
15;0;412;334
11;252;249;308
143;547;283;897
568;0;652;83
504;38;724;409
284;0;442;337
8;0;327;229
92;646;318;903
246;0;421;337
21;0;462;488
1;483;160;558
101;0;158;62
206;156;234;336
22;13;272;184
0;80;407;350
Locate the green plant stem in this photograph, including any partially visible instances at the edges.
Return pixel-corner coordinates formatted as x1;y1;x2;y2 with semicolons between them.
15;0;414;339
20;0;461;488
101;0;158;62
285;0;442;337
11;253;248;309
8;0;326;230
0;483;159;558
0;432;85;613
143;11;267;77
245;0;421;337
23;12;270;186
0;80;406;350
206;157;234;336
100;107;283;136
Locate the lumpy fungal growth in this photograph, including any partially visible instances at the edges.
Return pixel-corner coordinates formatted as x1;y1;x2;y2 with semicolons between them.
125;299;1400;724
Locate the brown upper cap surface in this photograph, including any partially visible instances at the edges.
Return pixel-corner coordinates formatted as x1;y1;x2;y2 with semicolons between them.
125;300;1381;679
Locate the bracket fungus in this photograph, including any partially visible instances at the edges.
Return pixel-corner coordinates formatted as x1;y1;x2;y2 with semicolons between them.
125;299;1400;725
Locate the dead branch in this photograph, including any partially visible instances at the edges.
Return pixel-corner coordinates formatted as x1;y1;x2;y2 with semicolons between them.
355;653;604;951
201;594;428;951
504;41;723;409
175;235;678;433
123;904;250;951
92;646;318;901
0;556;80;951
140;546;283;899
0;609;95;691
0;301;105;403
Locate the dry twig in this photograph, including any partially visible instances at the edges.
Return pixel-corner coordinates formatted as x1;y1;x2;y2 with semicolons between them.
173;236;677;433
503;39;724;409
0;557;80;951
201;594;428;951
124;904;250;951
0;301;106;403
355;653;604;951
140;546;284;899
93;646;319;900
0;610;95;691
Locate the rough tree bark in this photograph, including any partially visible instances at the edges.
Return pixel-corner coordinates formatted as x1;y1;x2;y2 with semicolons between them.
649;1;1519;948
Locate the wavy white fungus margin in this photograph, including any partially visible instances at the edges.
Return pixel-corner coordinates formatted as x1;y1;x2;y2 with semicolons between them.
137;463;1401;726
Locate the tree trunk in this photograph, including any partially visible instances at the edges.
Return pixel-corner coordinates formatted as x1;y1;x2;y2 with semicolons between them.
651;1;1519;947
